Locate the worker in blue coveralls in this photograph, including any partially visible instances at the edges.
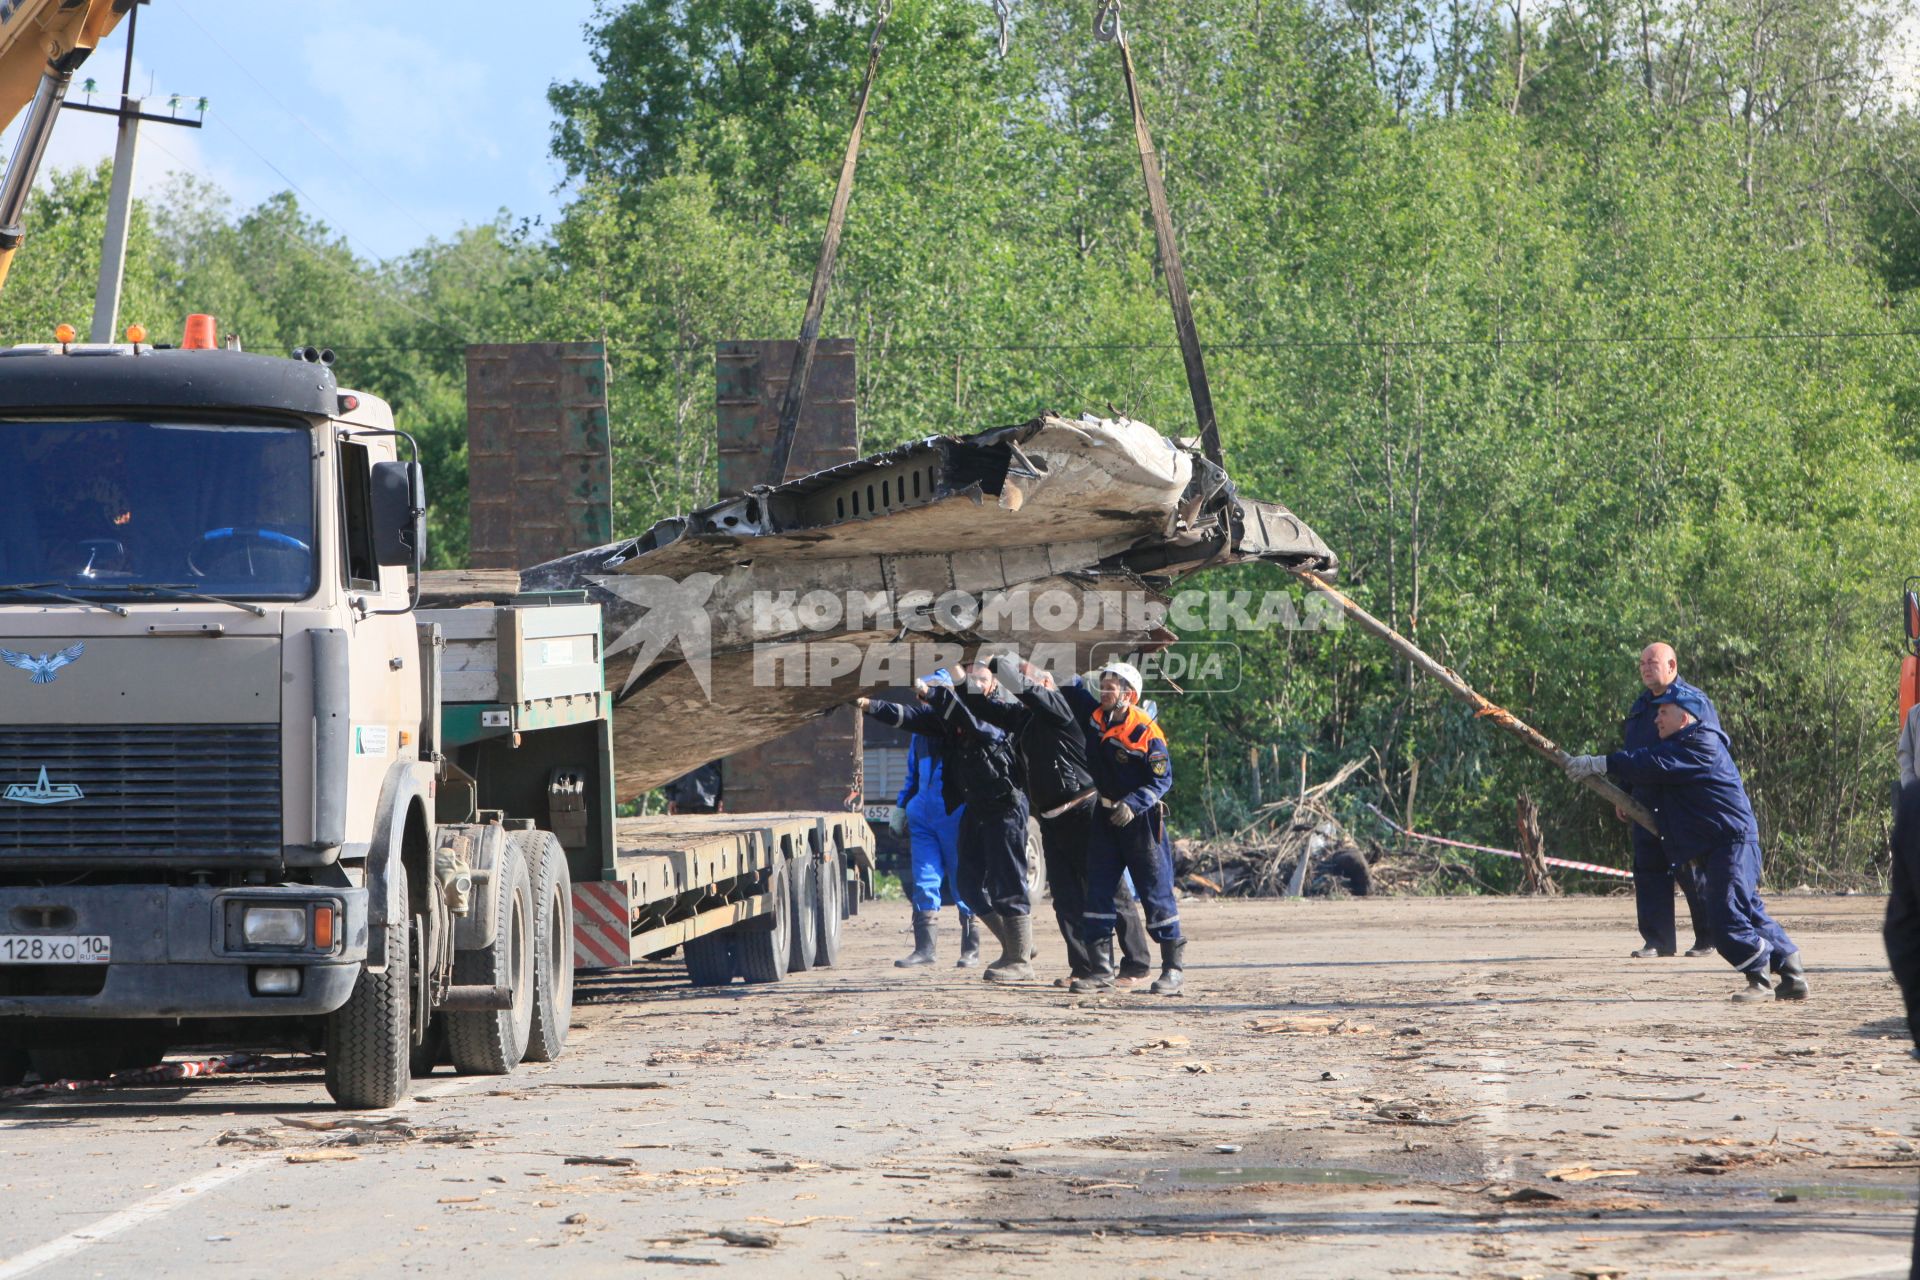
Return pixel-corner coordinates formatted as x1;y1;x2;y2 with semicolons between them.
858;660;1035;983
1053;661;1186;996
1620;642;1718;959
1567;686;1808;1003
885;671;979;969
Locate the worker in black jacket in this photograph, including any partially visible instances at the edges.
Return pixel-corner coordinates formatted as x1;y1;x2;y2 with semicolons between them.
858;661;1036;982
985;654;1153;987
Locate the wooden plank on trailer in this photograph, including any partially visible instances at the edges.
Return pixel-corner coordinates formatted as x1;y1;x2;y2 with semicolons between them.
628;894;771;958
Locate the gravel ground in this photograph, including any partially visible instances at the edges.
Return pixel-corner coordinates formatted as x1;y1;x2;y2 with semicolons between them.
0;893;1912;1279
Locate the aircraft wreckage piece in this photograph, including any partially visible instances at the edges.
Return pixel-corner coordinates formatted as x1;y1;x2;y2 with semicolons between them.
504;414;1335;796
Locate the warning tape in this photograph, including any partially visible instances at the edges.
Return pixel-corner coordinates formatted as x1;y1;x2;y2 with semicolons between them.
0;1052;294;1102
1366;805;1634;881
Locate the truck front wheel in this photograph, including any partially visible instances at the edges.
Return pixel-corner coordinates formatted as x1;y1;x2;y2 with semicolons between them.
446;840;534;1073
325;863;414;1109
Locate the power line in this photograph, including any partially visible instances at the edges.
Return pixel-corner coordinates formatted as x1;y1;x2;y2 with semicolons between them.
321;328;1920;357
169;0;443;250
138;130;478;349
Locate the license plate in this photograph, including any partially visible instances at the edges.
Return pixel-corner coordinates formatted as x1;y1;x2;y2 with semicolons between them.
863;805;892;822
0;935;110;964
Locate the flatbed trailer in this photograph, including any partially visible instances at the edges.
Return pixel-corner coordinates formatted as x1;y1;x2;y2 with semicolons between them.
418;596;874;991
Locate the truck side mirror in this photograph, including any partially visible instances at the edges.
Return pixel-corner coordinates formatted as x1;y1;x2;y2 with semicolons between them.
370;460;418;568
405;461;428;569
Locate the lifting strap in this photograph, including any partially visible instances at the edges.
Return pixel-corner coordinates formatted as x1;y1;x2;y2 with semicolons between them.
767;0;894;486
1098;0;1225;470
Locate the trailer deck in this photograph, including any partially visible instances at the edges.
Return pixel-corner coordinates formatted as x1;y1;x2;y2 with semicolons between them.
572;813;874;970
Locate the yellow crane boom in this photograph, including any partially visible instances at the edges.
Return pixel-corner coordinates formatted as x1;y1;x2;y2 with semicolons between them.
0;0;133;294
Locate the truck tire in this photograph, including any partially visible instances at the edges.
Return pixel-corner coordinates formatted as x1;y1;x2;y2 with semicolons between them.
788;853;819;973
737;860;792;985
446;841;535;1074
1310;847;1373;898
683;932;733;986
814;849;844;967
410;1019;448;1079
325;863;413;1109
1025;816;1047;902
518;829;573;1064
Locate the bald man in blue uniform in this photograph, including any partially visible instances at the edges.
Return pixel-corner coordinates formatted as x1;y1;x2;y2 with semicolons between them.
1569;687;1807;1003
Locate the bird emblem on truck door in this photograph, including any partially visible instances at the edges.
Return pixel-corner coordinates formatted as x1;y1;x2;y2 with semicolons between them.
0;643;84;684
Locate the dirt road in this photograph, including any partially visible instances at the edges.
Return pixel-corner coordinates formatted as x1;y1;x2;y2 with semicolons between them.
0;894;1912;1278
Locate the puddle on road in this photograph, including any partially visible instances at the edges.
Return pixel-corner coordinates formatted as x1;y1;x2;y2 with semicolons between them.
1773;1184;1919;1203
1171;1166;1405;1186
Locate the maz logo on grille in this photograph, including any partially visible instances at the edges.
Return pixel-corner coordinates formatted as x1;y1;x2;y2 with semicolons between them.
2;767;84;806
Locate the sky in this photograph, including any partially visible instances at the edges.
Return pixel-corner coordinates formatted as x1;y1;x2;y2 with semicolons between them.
1;0;605;262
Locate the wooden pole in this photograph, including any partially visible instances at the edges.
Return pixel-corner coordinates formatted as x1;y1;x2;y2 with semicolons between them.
1290;569;1659;836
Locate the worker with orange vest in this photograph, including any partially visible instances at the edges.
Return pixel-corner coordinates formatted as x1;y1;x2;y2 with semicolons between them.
1058;661;1185;996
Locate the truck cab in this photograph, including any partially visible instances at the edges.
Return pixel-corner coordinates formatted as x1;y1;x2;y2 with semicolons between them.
0;330;506;1105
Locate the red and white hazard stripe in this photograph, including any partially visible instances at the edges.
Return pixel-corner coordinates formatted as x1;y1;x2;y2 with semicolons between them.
1367;806;1634;881
572;881;632;969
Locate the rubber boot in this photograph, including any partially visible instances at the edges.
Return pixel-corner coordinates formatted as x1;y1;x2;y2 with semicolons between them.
984;913;1035;983
955;914;982;968
1148;939;1186;996
1774;952;1809;1001
894;911;938;967
1069;936;1115;993
1730;971;1775;1003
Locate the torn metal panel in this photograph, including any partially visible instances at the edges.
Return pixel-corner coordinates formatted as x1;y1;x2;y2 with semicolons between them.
483;413;1335;797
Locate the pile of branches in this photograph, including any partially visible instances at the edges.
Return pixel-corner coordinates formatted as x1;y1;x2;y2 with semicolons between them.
1176;759;1378;898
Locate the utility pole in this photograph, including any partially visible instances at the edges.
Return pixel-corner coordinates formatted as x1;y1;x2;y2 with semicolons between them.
60;1;204;343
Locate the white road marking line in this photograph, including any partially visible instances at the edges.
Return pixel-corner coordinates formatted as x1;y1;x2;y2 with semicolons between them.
0;1035;586;1280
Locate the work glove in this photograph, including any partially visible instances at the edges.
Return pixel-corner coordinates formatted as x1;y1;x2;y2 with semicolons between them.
887;805;908;837
911;679;931;701
1564;754;1608;780
1105;800;1136;828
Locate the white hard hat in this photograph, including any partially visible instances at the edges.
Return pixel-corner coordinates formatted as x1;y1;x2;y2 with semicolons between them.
1099;661;1144;696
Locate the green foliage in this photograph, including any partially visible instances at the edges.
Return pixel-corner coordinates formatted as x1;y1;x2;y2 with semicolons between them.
6;0;1917;885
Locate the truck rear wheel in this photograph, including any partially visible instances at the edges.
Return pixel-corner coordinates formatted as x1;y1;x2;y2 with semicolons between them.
446;841;535;1074
684;932;733;986
519;829;574;1064
814;849;844;967
325;863;413;1109
737;859;792;984
788;853;819;972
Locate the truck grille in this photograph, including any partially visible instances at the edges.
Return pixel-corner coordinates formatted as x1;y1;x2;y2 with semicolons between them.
0;725;280;864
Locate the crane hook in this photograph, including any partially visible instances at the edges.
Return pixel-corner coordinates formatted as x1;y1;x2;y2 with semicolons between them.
991;0;1012;57
1095;0;1123;44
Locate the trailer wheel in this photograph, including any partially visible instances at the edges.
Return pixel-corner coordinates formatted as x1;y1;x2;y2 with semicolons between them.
518;830;574;1064
325;863;413;1109
683;932;733;986
446;841;535;1074
788;852;819;972
737;859;792;984
814;849;844;967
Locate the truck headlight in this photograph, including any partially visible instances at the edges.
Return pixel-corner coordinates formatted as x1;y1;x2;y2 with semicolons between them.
242;905;307;947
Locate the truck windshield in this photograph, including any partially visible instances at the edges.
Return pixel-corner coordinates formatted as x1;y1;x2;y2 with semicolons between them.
0;419;316;600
